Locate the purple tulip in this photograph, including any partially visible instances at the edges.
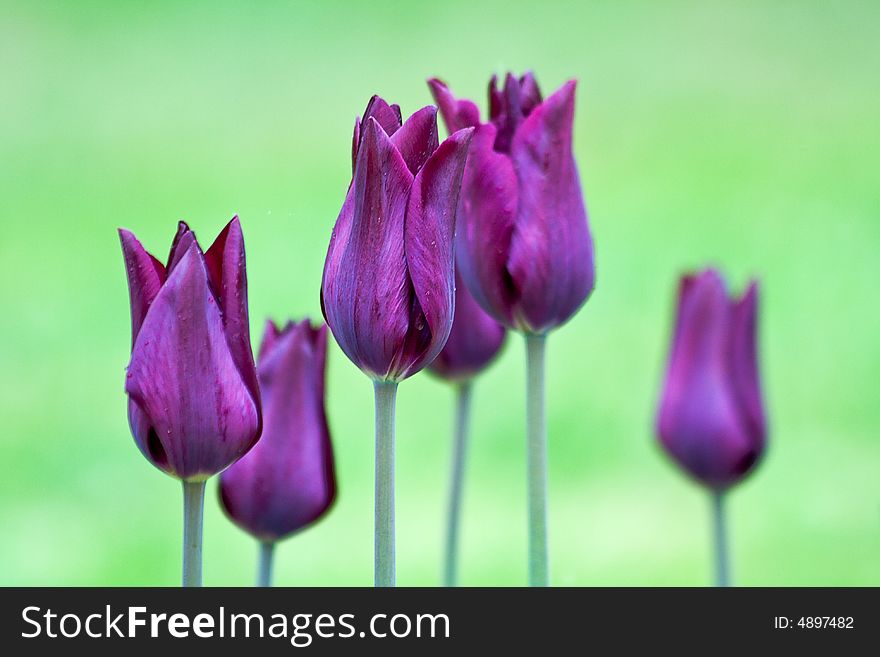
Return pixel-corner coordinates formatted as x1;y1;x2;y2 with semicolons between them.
429;271;506;382
219;319;336;542
428;73;595;334
657;270;766;490
321;96;474;382
119;218;262;481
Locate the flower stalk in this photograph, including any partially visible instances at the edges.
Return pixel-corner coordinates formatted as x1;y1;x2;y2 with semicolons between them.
257;541;275;587
182;480;206;587
374;381;398;587
712;491;730;587
525;333;548;587
443;381;473;587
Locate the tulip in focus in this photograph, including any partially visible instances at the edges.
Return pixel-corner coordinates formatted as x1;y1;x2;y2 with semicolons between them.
220;319;336;586
119;217;261;586
429;72;595;586
321;95;473;586
656;268;766;586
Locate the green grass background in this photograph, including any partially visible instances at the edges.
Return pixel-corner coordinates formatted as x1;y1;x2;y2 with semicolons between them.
1;0;878;586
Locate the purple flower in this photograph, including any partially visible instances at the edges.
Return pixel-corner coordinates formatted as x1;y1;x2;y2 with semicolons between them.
321;96;474;381
656;270;766;490
119;218;261;481
428;73;595;334
219;320;336;541
429;271;506;382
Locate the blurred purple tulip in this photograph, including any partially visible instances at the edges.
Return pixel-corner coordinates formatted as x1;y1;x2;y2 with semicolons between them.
119;218;262;481
428;73;595;334
219;319;336;542
429;271;506;382
657;269;766;490
321;96;474;382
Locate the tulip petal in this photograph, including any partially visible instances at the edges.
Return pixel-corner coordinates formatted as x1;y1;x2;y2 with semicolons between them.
729;281;766;450
429;270;506;381
321;117;414;379
204;216;261;422
119;228;165;345
455;122;519;327
125;243;260;480
507;79;595;333
518;71;543;116
658;271;755;488
219;320;335;540
257;319;281;363
166;221;198;274
362;95;402;137
427;78;481;133
391;105;439;175
401;127;473;375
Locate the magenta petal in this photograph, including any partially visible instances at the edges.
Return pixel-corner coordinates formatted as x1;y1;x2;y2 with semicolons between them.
401;127;473;375
219;321;335;541
166;221;198;273
321;117;414;380
427;78;481;133
658;271;757;489
518;71;543;116
507;79;594;333
119;228;165;345
204;216;261;423
730;281;766;450
125;244;260;480
361;95;403;137
429;270;506;381
455;122;519;327
391;105;439;175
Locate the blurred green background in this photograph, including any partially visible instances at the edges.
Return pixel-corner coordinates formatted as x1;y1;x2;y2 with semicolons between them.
1;0;878;586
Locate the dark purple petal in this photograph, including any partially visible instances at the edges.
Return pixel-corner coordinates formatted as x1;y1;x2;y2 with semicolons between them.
351;116;361;174
518;71;543;116
362;95;403;137
119;228;165;345
321;117;414;380
204;216;261;425
390;105;439;175
506;79;594;333
429;270;506;381
219;320;335;541
399;127;473;376
257;319;282;363
729;281;766;451
657;271;760;489
455;122;519;327
166;221;198;273
427;78;481;133
125;243;260;480
488;74;503;123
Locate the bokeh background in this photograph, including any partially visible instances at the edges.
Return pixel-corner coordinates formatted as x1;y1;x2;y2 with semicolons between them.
1;0;878;586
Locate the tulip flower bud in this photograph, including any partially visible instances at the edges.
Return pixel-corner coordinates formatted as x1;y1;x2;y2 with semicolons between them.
429;271;506;382
656;270;767;490
428;73;595;334
321;96;474;381
119;218;262;481
219;320;336;541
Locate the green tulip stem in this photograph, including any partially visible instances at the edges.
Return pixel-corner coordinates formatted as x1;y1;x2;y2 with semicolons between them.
712;490;731;587
525;333;549;587
181;480;206;587
374;380;398;587
257;540;275;587
443;380;473;587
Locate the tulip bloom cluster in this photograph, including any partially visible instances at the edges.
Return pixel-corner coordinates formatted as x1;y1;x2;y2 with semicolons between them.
117;70;768;590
